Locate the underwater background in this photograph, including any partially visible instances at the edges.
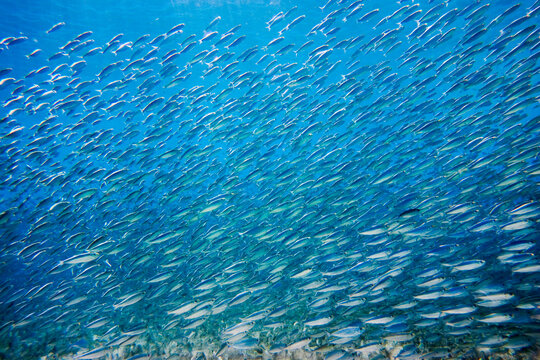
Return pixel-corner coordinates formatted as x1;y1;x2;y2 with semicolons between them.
0;0;539;359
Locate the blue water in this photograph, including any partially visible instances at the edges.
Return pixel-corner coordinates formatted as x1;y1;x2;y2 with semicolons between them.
0;0;539;359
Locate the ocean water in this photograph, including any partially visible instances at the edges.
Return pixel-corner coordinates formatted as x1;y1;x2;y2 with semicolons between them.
0;0;539;359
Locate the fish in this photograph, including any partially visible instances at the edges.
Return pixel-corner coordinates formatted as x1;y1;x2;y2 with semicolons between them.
46;22;66;34
0;0;539;359
205;16;221;31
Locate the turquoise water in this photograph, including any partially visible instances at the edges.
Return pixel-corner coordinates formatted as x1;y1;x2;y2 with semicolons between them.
0;0;539;359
